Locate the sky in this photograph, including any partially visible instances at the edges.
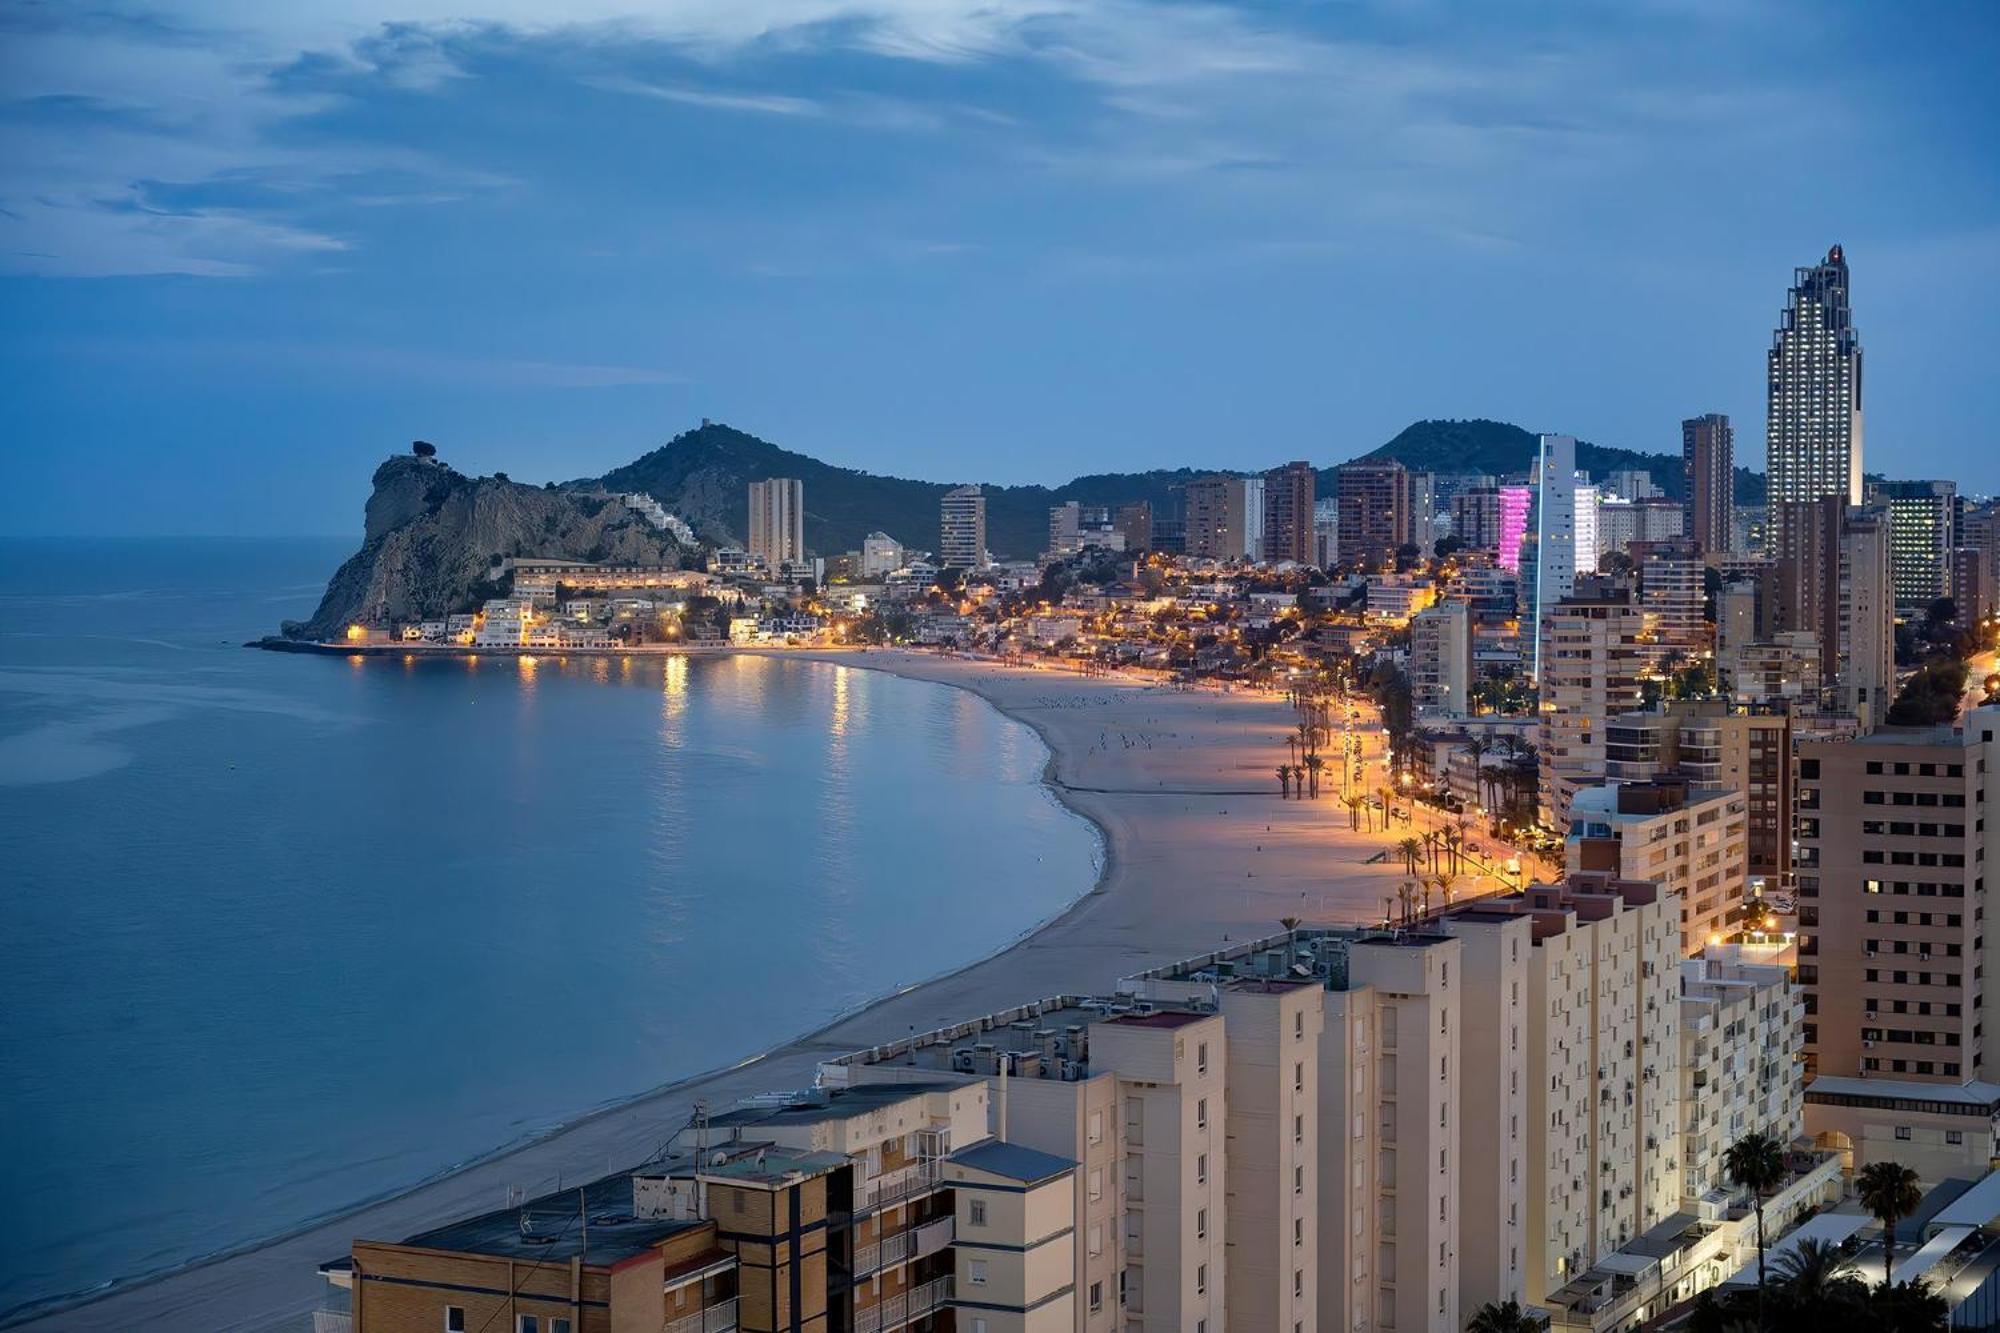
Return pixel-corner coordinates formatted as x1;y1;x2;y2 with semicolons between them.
2;1;1998;537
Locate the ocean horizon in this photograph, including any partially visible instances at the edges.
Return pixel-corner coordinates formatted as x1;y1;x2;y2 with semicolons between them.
0;537;1102;1322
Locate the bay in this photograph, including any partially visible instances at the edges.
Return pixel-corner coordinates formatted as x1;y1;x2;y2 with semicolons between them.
0;538;1100;1320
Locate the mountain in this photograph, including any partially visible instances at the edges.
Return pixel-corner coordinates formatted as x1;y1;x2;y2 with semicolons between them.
599;422;1212;560
287;453;690;639
1352;418;1765;507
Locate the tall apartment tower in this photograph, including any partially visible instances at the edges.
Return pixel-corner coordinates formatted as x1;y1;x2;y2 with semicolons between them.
1768;246;1864;622
1682;414;1735;553
746;477;805;571
1261;461;1316;564
1538;585;1653;831
1334;460;1409;568
1869;479;1958;609
1531;434;1598;681
939;484;988;569
1183;476;1264;561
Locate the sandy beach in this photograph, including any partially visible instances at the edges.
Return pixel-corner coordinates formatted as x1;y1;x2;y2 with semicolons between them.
21;649;1432;1331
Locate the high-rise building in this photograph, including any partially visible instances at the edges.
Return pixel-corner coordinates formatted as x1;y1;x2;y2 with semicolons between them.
1451;487;1502;553
1682;414;1735;554
1497;485;1533;573
939;484;988;569
1637;538;1709;651
1538;584;1654;829
1311;497;1339;568
1531;434;1599;681
1796;707;2000;1179
1606;468;1658;501
1408;470;1439;556
1183;476;1264;560
1113;500;1153;553
1410;600;1474;717
1334;461;1410;568
1566;778;1750;952
1783;497;1895;728
1261;461;1316;564
746;477;805;572
1768;246;1864;619
1869;479;1957;610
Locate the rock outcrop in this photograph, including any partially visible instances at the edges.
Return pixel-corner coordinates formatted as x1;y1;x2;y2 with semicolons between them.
288;455;687;640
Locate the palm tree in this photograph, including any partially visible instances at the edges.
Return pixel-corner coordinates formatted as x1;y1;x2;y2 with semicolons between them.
1770;1237;1859;1309
1858;1159;1923;1283
1397;836;1424;875
1276;766;1292;799
1723;1132;1787;1312
1343;791;1366;831
1434;869;1459;906
1464;1299;1539;1333
1304;753;1325;798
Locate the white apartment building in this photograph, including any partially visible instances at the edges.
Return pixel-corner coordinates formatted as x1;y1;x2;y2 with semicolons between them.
1680;953;1804;1206
1566;780;1750;954
1410;601;1474;718
862;531;907;578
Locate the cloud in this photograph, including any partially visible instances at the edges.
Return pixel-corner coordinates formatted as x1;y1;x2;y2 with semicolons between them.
587;75;822;117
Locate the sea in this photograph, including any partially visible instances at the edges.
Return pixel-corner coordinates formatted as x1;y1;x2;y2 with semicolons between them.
0;537;1102;1322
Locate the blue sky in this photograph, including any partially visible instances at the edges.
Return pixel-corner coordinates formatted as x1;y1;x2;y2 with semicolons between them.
3;1;1997;536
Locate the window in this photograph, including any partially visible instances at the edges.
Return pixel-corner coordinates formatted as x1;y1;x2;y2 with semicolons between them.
1294;1164;1304;1194
1294;1113;1304;1145
1089;1168;1103;1202
1948;1130;1965;1145
1088;1110;1103;1145
1294;1269;1303;1297
1197;1206;1208;1239
973;1321;989;1333
1197;1264;1208;1296
1294;1217;1304;1247
517;1319;539;1333
1090;1281;1103;1312
1295;1011;1304;1038
969;1259;989;1286
1294;1062;1304;1092
552;1322;570;1333
1896;1126;1913;1141
1197;1153;1208;1184
446;1311;466;1333
1197;1041;1209;1074
1197;1097;1208;1129
1090;1222;1104;1256
969;1198;987;1227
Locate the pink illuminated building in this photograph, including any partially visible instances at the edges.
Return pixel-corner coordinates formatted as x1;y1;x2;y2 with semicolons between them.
1497;485;1533;572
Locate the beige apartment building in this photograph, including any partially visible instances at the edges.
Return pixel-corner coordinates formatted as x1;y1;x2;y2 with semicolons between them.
1410;600;1474;718
1538;588;1654;831
1794;707;2000;1178
1565;778;1750;951
1680;954;1804;1206
947;1141;1079;1333
1603;702;1793;893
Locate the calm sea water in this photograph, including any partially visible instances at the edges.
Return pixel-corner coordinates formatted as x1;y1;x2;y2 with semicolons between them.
0;538;1100;1320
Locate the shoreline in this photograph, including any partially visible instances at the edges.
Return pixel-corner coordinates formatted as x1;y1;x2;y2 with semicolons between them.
17;648;1401;1331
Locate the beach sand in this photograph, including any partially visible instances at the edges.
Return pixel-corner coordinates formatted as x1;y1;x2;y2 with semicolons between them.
21;649;1424;1331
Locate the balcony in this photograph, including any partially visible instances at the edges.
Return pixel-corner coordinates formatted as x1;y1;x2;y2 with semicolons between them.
855;1161;944;1214
667;1300;739;1333
854;1276;954;1333
914;1216;955;1259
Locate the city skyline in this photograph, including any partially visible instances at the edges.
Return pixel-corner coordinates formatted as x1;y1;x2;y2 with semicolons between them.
3;4;1998;537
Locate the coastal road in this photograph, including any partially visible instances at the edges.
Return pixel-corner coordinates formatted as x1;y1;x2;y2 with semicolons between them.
17;649;1419;1331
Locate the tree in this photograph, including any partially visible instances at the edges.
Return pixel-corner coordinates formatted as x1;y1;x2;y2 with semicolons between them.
1465;1299;1540;1333
1771;1237;1859;1310
1723;1132;1787;1312
1857;1159;1923;1282
1397;836;1425;875
411;439;437;457
1276;766;1292;799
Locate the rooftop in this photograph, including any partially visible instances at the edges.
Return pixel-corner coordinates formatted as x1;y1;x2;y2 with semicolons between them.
708;1081;964;1129
398;1171;703;1267
948;1140;1075;1185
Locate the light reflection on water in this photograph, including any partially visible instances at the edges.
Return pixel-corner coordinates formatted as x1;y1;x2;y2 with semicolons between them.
0;542;1101;1321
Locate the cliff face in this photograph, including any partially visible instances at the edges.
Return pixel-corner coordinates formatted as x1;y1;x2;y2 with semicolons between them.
288;456;687;639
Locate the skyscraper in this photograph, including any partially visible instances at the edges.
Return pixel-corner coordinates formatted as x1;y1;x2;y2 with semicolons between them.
1682;414;1734;553
1184;476;1263;560
1869;479;1957;610
1767;246;1864;620
1531;434;1596;681
1333;461;1409;568
1261;461;1316;564
939;484;987;569
747;477;805;571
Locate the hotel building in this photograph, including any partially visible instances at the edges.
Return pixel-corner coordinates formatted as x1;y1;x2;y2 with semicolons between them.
1538;585;1654;831
1869;479;1957;610
1263;461;1317;565
1767;246;1864;614
1681;414;1734;554
1410;601;1474;718
1334;461;1411;569
941;486;989;570
1565;779;1750;953
748;478;806;573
